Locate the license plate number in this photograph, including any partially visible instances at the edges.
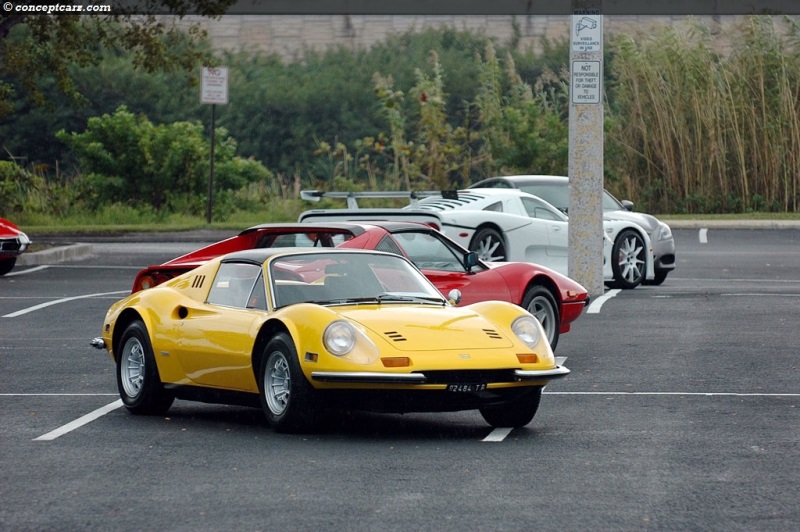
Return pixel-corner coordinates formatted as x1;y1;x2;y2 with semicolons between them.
447;383;486;392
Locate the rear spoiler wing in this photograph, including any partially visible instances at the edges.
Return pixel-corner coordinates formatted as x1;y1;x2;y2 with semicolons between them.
300;189;459;209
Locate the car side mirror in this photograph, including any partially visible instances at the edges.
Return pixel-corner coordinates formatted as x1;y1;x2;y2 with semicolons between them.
463;251;478;273
621;200;634;212
447;289;462;306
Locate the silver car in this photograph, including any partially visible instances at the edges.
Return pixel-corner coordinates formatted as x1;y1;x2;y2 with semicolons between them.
469;175;676;285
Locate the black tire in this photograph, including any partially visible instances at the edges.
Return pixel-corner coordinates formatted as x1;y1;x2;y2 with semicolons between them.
479;388;543;428
0;258;16;276
258;332;320;433
609;229;646;289
521;285;560;351
116;321;174;415
644;270;668;286
469;227;507;262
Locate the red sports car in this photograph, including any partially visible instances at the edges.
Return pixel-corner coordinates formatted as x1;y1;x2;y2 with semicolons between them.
132;222;588;349
0;218;31;276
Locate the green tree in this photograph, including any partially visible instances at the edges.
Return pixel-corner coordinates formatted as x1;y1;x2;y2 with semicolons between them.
56;105;273;215
0;0;235;118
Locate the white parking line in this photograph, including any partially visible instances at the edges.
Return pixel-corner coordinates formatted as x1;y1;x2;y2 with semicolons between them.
483;427;513;442
545;391;800;396
5;265;50;276
2;290;129;318
586;289;620;314
699;228;709;244
33;399;123;441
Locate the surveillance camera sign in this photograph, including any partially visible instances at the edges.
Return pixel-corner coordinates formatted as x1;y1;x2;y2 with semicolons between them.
572;11;602;52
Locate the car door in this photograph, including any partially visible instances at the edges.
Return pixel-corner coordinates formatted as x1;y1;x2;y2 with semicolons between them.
387;230;512;304
519;196;569;272
171;261;265;392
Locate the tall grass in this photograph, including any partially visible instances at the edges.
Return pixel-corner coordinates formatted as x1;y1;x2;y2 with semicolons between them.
609;16;800;214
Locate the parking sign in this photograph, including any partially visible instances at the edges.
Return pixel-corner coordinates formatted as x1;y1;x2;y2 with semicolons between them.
201;67;229;105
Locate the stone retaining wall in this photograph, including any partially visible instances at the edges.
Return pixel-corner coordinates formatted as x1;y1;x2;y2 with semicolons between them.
178;14;754;60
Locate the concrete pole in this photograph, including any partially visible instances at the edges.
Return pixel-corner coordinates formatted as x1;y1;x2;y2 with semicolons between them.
568;0;605;298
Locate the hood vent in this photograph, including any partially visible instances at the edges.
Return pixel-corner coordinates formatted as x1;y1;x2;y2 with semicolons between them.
384;331;407;342
482;329;503;340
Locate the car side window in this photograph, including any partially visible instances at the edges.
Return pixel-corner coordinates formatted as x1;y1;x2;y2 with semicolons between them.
483;201;503;212
246;271;267;310
521;197;562;221
375;235;404;256
207;262;263;309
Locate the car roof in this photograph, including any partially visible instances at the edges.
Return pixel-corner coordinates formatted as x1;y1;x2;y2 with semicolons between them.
470;175;569;187
238;220;433;236
221;247;394;265
238;221;368;237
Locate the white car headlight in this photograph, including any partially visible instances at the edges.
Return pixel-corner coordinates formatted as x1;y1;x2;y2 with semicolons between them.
657;222;672;241
18;232;31;252
512;316;541;348
323;321;357;356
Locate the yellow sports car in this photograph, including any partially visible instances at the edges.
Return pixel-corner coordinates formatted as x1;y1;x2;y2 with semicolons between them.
92;248;569;433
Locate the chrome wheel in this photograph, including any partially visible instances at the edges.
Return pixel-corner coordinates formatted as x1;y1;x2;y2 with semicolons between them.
120;336;146;399
264;351;291;416
116;321;174;415
259;333;320;433
611;230;645;289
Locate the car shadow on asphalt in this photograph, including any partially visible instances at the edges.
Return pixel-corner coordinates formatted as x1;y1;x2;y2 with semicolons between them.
136;402;533;441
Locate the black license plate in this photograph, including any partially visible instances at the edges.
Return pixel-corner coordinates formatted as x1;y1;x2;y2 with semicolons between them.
446;383;487;392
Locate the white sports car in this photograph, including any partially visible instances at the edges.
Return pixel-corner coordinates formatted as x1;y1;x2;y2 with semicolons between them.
469;175;675;285
300;188;656;289
409;188;655;289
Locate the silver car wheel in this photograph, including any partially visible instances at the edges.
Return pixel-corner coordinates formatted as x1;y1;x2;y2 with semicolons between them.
264;351;291;416
617;234;645;284
120;337;145;399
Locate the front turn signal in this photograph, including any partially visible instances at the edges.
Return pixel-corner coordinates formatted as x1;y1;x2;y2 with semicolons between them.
381;357;411;368
516;353;539;364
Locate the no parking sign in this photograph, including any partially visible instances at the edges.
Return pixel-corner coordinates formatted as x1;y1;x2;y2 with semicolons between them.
201;67;229;105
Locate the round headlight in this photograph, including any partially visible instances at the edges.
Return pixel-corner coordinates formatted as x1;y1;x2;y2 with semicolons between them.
324;321;357;356
512;316;541;348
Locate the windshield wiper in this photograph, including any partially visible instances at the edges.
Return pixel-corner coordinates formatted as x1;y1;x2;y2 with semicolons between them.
320;294;445;306
376;293;446;305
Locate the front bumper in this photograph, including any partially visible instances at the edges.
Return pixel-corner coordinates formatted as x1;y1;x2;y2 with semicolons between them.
90;337;106;349
651;233;676;272
311;364;569;384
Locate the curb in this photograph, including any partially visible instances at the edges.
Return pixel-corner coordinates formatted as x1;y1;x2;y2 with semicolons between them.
17;244;95;266
665;219;800;230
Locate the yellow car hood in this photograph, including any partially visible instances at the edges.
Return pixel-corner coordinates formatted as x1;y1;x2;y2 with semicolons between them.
336;305;515;351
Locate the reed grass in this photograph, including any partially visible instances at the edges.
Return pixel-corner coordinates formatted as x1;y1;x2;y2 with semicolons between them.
608;15;800;214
